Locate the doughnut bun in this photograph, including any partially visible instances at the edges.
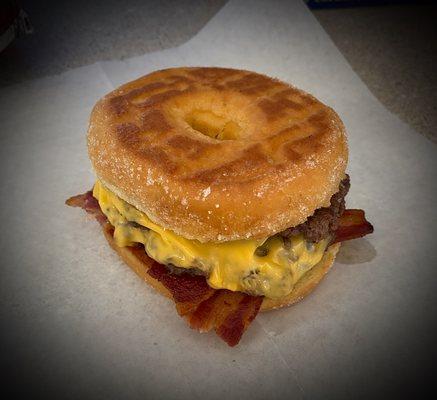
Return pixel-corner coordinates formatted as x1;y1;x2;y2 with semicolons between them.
101;222;341;312
88;67;348;242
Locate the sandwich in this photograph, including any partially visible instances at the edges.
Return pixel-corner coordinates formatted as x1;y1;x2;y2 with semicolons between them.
67;67;373;346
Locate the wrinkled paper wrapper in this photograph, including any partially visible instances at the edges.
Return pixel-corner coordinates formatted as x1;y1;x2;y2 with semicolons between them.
1;0;436;398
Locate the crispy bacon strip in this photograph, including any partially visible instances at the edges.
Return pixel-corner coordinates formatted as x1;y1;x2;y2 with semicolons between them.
66;190;263;346
148;262;263;346
147;262;215;316
187;290;262;346
332;209;374;244
66;190;108;225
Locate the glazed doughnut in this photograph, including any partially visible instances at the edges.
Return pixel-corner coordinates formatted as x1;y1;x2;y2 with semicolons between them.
88;67;348;242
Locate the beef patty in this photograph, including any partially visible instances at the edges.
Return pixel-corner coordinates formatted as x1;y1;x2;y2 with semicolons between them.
280;175;350;243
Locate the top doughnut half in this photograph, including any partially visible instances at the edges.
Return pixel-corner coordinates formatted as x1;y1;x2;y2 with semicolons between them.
88;67;348;242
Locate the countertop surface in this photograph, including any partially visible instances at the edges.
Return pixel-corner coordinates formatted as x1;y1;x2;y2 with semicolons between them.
1;1;436;142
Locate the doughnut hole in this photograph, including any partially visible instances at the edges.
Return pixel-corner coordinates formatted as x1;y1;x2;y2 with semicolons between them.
185;110;242;140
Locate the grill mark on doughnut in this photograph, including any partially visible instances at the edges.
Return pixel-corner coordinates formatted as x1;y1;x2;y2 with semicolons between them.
211;83;226;91
187;144;268;183
307;111;330;134
115;123;141;145
275;125;308;140
109;83;170;115
135;89;184;109
272;88;296;98
166;135;213;159
108;96;129;116
225;74;280;95
264;124;301;156
282;143;303;162
187;67;241;81
294;135;323;152
166;75;195;85
290;113;328;152
272;89;318;109
141;109;173;134
301;95;318;106
126;82;168;100
115;125;178;173
258;97;304;121
239;84;273;95
140;147;178;173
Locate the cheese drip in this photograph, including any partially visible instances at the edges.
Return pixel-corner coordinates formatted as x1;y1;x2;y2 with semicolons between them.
93;181;329;298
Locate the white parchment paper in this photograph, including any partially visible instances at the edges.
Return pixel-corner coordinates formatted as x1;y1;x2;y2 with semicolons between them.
1;1;436;398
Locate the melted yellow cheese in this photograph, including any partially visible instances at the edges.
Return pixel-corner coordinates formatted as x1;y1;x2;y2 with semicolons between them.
93;181;329;298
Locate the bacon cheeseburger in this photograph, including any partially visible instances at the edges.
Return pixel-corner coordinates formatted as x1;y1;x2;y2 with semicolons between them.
67;67;373;346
